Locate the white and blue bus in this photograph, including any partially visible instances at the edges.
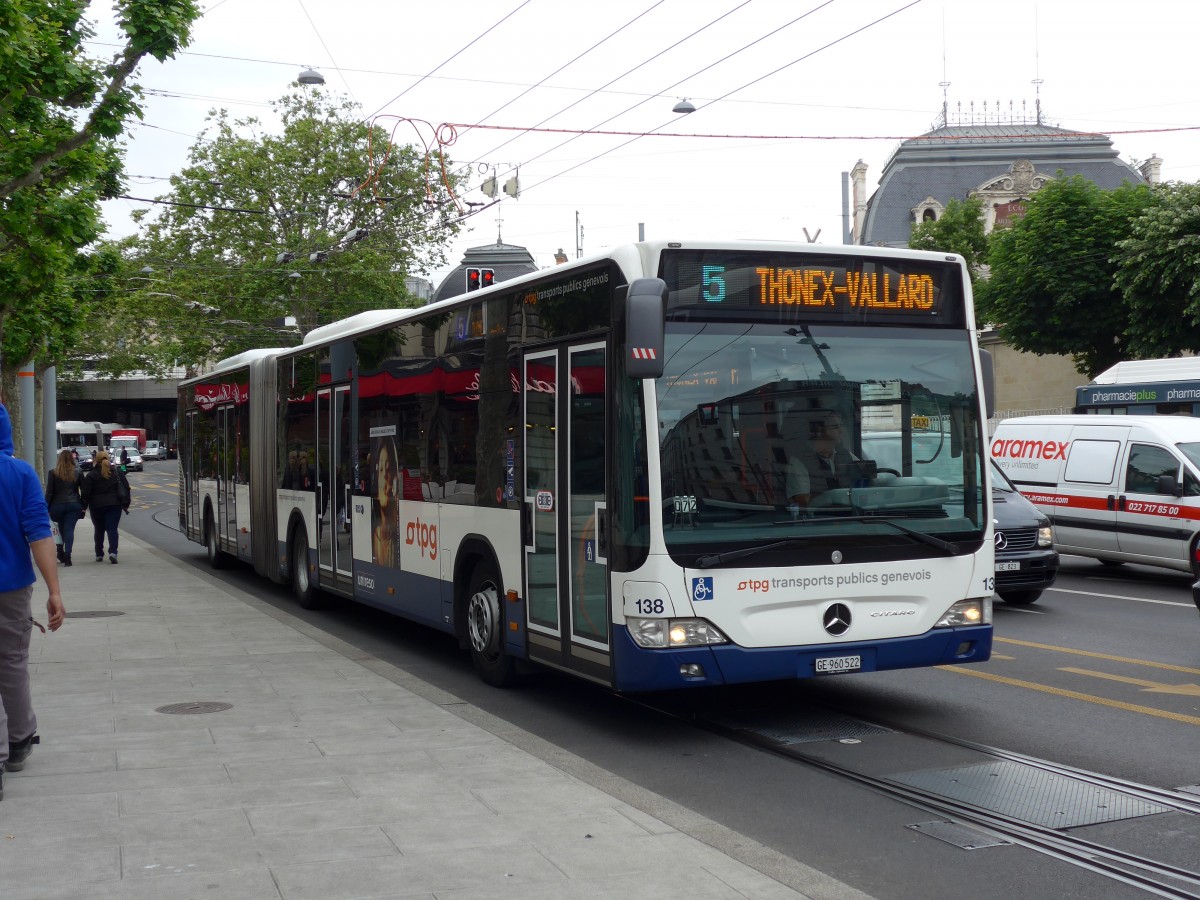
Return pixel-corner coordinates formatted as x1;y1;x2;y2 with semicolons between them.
178;240;995;690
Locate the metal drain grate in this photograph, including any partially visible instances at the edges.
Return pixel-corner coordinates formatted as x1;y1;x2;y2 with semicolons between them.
908;820;1011;850
887;761;1172;828
155;702;233;715
66;611;125;618
706;708;894;745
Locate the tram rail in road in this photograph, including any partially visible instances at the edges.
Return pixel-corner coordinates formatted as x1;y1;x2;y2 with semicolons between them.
634;696;1200;899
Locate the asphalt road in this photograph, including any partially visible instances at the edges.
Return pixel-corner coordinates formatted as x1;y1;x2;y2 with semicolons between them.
117;461;1200;899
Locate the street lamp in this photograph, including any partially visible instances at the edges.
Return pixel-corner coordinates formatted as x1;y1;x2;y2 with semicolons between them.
298;68;325;85
672;98;696;114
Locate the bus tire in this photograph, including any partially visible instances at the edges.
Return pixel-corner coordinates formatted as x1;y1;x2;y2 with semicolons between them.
466;561;517;687
204;509;228;570
998;589;1041;606
291;527;322;609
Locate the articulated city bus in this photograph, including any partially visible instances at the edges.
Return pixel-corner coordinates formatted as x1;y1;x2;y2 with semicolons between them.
178;240;995;690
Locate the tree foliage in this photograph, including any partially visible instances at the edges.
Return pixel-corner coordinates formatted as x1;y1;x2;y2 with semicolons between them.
1116;182;1200;359
908;196;988;281
98;88;463;372
0;0;201;373
975;175;1151;378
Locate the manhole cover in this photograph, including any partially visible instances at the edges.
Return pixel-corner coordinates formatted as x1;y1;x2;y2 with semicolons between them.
67;610;125;618
155;702;233;715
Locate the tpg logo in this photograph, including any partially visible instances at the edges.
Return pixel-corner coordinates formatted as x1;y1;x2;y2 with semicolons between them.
737;579;770;593
406;517;438;559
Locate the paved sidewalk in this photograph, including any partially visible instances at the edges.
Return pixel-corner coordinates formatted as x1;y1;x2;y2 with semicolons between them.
1;534;871;900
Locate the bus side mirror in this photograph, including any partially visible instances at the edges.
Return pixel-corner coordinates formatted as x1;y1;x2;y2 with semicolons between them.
978;348;995;418
625;278;668;379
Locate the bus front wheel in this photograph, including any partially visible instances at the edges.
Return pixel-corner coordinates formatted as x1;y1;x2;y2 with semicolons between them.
466;562;517;687
291;527;322;609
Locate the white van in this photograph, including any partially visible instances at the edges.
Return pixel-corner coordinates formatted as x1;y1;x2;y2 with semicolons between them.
991;415;1200;575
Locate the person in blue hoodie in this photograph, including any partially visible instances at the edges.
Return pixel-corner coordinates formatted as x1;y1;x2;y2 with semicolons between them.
0;402;65;801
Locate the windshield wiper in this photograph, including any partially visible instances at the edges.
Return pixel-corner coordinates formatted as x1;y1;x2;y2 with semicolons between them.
830;515;960;555
696;539;809;568
694;515;959;568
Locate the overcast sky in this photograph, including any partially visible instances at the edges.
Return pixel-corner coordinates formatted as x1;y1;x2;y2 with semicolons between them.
88;0;1199;287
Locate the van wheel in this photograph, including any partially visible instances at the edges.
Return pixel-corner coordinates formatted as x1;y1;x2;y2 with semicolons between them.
1190;537;1200;579
291;527;323;609
998;590;1041;606
465;561;518;687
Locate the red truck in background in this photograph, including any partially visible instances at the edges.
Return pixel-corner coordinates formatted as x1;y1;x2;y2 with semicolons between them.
111;427;147;452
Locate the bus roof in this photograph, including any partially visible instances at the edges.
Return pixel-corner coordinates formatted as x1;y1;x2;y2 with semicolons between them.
189;240;969;382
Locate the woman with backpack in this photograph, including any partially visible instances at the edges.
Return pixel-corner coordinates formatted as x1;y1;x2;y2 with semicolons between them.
45;448;84;567
81;450;130;564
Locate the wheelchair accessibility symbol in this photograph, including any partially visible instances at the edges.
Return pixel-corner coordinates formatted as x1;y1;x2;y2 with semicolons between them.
691;577;714;602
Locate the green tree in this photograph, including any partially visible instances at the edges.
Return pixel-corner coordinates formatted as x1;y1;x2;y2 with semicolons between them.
0;0;201;380
104;87;463;371
908;196;988;281
1115;181;1200;358
975;175;1151;378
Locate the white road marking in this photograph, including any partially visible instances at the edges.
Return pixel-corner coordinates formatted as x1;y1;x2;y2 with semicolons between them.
1047;586;1193;608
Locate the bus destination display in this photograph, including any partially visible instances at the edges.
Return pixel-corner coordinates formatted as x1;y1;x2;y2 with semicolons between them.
661;250;964;326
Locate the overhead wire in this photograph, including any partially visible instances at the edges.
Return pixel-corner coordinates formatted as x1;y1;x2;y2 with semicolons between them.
449;0;843;196
516;0;924;199
364;0;535;122
452;0;671;144
458;0;758;174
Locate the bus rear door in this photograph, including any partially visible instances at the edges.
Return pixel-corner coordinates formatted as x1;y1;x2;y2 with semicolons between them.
316;384;353;591
523;342;612;685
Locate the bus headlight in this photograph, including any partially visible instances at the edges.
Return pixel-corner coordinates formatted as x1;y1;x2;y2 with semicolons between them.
934;597;992;627
1037;525;1054;547
628;617;729;648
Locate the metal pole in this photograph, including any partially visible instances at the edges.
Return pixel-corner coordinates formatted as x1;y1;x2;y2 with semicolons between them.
43;366;57;473
841;171;851;245
638;222;644;242
19;365;35;463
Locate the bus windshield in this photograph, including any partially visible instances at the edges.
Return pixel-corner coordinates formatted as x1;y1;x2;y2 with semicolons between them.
654;322;985;564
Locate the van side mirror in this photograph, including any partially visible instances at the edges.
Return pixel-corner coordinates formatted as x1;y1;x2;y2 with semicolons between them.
1157;473;1183;497
624;278;668;379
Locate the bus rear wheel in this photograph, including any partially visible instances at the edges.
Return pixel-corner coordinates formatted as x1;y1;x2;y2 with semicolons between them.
291;527;322;609
205;510;228;569
466;561;517;687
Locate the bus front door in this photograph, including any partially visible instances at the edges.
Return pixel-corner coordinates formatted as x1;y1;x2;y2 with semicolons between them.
523;343;612;686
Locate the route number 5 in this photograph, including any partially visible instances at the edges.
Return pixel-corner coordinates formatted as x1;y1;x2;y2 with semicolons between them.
702;266;726;302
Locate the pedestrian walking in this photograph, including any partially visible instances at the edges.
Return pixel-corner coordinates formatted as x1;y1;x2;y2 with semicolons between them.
119;446;130;468
0;402;66;800
81;450;130;564
45;448;84;566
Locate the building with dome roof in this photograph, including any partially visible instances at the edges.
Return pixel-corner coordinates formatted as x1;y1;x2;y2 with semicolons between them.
852;117;1157;248
849;108;1162;422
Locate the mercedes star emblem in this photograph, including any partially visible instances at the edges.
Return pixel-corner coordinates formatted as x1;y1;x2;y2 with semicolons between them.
994;532;1008;550
823;603;852;636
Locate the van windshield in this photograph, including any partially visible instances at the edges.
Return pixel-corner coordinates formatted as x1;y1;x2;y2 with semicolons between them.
654;323;986;566
1176;443;1200;471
